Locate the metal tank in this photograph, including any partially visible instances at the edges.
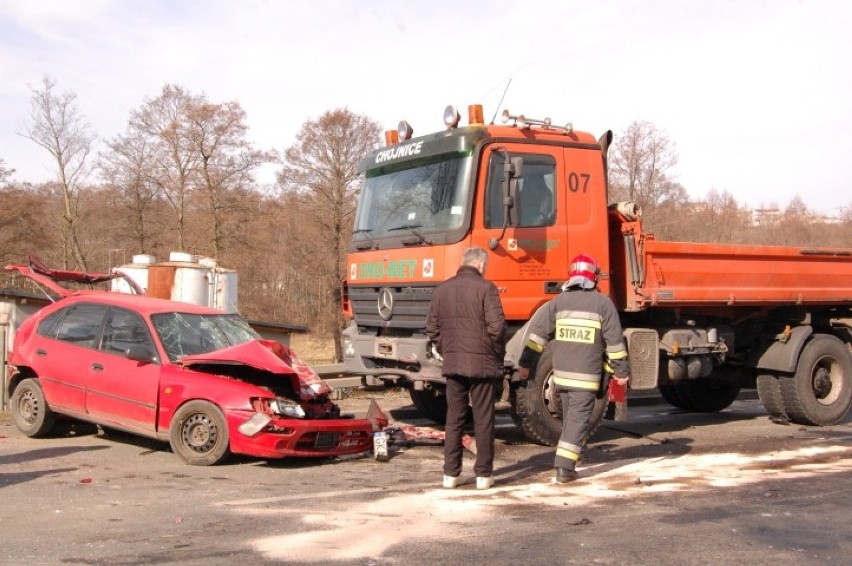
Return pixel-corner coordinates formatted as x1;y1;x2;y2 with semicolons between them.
112;252;238;313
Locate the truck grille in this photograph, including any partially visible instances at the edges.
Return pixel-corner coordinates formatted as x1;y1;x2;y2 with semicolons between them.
349;285;436;329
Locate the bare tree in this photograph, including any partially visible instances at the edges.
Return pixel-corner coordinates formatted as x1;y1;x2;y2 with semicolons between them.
0;182;60;267
0;158;14;186
130;85;200;250
187;100;275;258
278;108;381;359
100;126;162;253
609;121;680;211
19;77;94;270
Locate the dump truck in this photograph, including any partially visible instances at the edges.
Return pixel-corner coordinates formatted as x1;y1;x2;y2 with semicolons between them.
340;103;852;445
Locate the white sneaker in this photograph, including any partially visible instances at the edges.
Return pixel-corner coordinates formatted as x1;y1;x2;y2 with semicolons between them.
443;475;461;489
476;476;494;490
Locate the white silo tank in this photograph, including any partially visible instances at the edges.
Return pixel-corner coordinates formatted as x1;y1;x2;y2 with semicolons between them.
211;269;239;313
111;254;156;294
172;265;209;307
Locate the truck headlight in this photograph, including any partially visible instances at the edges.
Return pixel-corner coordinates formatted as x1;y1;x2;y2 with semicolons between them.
429;342;443;366
343;335;355;359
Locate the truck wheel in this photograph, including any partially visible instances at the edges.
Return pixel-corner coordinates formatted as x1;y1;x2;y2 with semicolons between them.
756;373;787;419
780;334;852;426
10;378;56;437
510;347;608;447
408;386;448;424
673;379;741;413
658;383;696;411
169;401;231;466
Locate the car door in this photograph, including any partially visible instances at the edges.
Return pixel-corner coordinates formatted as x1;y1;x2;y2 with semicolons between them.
35;303;108;416
84;306;161;433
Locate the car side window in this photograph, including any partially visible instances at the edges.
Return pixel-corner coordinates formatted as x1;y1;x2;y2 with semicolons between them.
101;308;156;358
37;309;66;338
54;304;107;350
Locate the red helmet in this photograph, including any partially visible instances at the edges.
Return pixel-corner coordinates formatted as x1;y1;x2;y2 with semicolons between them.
566;253;600;289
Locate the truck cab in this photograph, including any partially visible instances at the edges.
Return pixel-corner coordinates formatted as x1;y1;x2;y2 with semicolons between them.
341;104;613;420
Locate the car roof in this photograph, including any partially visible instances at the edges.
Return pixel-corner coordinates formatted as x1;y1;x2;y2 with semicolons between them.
57;290;228;316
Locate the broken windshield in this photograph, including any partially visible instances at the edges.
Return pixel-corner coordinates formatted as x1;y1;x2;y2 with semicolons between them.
352;155;472;242
151;312;260;363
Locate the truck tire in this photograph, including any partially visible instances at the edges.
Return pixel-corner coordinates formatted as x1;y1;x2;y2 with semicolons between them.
409;386;448;424
663;379;740;413
658;383;696;411
780;334;852;426
756;373;787;419
510;347;609;447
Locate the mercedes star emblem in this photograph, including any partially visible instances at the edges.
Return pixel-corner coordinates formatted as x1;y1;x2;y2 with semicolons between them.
377;287;394;320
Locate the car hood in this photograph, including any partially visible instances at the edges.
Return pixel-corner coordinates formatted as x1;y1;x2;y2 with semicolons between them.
179;339;332;400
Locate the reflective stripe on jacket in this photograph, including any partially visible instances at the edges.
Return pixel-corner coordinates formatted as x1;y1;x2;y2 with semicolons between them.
525;288;629;391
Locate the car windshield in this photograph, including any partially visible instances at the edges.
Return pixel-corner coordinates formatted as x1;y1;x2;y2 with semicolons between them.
151;312;261;363
352;155;472;241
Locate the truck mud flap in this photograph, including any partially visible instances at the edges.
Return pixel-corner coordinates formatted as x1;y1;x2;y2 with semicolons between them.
624;328;659;391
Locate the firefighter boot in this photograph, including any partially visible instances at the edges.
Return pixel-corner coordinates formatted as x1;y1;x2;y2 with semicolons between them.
555;467;578;483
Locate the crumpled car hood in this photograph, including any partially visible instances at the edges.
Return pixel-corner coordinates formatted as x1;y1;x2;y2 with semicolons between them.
179;339;332;400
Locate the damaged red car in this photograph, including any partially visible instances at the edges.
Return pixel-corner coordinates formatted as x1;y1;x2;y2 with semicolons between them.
5;261;373;465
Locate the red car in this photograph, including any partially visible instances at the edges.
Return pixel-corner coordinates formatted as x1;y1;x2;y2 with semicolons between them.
5;260;373;465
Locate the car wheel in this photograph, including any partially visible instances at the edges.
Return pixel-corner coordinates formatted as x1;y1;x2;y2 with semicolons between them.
169;401;231;466
10;378;56;437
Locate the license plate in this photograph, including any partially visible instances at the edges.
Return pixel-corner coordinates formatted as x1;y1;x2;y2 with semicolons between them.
373;431;389;461
314;432;339;448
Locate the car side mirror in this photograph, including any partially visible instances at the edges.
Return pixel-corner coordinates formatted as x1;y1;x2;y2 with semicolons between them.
126;345;157;364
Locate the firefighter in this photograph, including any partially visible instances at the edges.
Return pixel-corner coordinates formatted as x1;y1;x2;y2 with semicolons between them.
518;253;630;483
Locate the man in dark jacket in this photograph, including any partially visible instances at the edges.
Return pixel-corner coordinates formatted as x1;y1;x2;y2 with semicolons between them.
426;246;506;490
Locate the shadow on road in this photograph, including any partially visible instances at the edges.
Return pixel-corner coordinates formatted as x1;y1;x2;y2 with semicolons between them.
0;444;109;467
0;467;81;489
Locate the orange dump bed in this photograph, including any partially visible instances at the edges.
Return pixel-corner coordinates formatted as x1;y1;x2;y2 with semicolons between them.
613;224;852;312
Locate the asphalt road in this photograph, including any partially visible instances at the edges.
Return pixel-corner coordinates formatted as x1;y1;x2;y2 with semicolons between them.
1;389;851;566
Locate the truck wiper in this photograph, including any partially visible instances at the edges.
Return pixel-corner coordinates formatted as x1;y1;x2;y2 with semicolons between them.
352;228;376;249
387;224;432;245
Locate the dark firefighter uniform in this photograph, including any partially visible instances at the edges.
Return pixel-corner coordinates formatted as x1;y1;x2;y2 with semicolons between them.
519;279;630;477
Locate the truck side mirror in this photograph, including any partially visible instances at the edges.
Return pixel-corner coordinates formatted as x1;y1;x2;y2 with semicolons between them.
489;154;524;249
504;156;523;227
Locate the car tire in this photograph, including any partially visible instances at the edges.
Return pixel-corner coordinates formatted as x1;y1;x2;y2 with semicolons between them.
10;378;57;437
169;401;231;466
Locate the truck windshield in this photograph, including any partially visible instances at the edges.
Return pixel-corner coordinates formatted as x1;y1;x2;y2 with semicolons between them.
353;155;472;241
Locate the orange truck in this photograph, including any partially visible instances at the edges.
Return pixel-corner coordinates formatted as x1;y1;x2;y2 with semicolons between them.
341;104;852;445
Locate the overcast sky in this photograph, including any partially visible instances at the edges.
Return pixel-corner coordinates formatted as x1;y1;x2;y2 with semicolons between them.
1;0;850;215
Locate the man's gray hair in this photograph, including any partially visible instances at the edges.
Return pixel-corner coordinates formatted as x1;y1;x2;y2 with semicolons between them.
461;246;489;267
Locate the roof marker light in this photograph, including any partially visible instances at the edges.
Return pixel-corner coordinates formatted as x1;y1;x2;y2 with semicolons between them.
384;130;399;146
443;105;461;128
398;120;413;141
468;104;484;126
